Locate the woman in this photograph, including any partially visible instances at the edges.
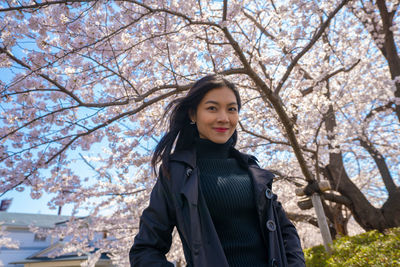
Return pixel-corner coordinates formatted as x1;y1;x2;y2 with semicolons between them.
130;75;305;267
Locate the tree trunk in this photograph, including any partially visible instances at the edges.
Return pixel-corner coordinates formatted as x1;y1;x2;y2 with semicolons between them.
376;0;400;122
321;199;349;238
324;101;392;231
382;190;400;227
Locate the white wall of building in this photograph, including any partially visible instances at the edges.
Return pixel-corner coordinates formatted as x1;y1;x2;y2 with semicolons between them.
0;228;51;267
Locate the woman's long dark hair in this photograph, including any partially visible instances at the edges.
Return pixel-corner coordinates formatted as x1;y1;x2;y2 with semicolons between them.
151;74;242;178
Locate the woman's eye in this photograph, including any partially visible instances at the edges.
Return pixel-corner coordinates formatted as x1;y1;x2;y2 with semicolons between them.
207;106;216;111
229;107;238;112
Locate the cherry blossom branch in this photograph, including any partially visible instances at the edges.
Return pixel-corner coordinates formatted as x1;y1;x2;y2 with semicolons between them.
274;0;351;95
0;47;129;107
238;121;316;154
126;0;219;27
0;0;92;12
78;153;146;196
0;105;79;141
301;59;361;96
364;101;395;120
44;87;186;164
222;25;319;183
352;1;400;121
242;9;314;84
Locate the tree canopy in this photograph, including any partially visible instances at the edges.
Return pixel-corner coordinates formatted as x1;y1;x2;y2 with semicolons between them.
1;0;399;265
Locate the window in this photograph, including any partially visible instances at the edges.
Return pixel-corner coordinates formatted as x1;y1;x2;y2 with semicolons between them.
34;233;46;242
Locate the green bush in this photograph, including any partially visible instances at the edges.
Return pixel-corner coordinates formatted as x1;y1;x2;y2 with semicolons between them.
304;227;400;267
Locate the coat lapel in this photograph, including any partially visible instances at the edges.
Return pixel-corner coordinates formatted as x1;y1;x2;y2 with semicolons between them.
170;148;198;205
248;165;274;201
180;167;199;206
248;164;275;252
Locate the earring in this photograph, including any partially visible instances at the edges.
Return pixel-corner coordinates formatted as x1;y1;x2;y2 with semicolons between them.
190;121;196;125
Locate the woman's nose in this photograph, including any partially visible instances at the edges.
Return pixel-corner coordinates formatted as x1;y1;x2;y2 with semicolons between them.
217;111;229;122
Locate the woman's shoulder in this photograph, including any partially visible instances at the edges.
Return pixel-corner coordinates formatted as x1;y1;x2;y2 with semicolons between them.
229;147;260;167
169;148;196;166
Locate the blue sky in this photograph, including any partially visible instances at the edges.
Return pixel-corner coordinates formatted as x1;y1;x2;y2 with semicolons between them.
0;61;93;216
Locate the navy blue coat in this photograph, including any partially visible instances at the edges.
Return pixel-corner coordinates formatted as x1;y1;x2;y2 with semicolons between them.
130;147;305;267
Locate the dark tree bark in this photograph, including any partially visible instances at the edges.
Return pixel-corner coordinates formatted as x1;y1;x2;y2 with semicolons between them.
323;98;399;231
353;0;400;122
376;0;400;122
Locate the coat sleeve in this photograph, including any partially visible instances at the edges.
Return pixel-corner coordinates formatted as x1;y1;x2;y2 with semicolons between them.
274;200;306;267
129;175;175;267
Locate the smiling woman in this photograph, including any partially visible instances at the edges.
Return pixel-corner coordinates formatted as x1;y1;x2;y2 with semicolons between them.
189;86;239;144
130;75;305;267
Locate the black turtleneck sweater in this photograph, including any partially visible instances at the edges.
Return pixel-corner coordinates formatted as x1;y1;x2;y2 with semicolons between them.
195;138;268;267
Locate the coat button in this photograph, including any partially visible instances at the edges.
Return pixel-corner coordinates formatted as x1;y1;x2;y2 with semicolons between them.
266;220;276;231
186;168;192;177
271;258;278;267
193;246;199;255
265;188;273;199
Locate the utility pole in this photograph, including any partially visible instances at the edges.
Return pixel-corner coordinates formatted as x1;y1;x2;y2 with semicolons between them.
296;180;333;253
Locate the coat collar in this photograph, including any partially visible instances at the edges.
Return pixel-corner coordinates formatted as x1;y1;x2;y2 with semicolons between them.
170;146;274;206
169;145;258;168
170;146;197;169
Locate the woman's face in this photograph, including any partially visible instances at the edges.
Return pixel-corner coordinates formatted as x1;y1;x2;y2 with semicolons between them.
190;86;239;144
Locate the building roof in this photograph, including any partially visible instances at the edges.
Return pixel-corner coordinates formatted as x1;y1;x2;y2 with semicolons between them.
10;255;111;265
0;212;70;228
10;242;110;264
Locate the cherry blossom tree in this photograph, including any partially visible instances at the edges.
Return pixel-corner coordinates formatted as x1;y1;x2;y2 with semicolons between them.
1;0;399;265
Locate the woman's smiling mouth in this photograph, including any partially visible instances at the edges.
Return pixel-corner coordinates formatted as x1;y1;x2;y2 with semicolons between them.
214;128;229;133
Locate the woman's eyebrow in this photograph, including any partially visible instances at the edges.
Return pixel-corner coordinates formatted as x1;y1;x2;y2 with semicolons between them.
204;100;238;106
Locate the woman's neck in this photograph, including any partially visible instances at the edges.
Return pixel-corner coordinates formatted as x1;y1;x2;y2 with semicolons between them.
195;137;233;159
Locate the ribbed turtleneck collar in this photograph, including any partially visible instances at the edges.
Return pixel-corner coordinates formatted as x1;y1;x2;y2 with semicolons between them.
195;137;233;159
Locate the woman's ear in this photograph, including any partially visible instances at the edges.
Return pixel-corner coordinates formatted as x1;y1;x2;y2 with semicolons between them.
188;109;196;122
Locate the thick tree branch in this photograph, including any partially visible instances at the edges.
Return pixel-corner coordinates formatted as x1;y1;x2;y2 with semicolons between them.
286;212;318;228
238;121;316;154
222;26;316;182
376;0;400;121
322;192;352;206
223;0;228;21
358;137;398;196
323;88;388;231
